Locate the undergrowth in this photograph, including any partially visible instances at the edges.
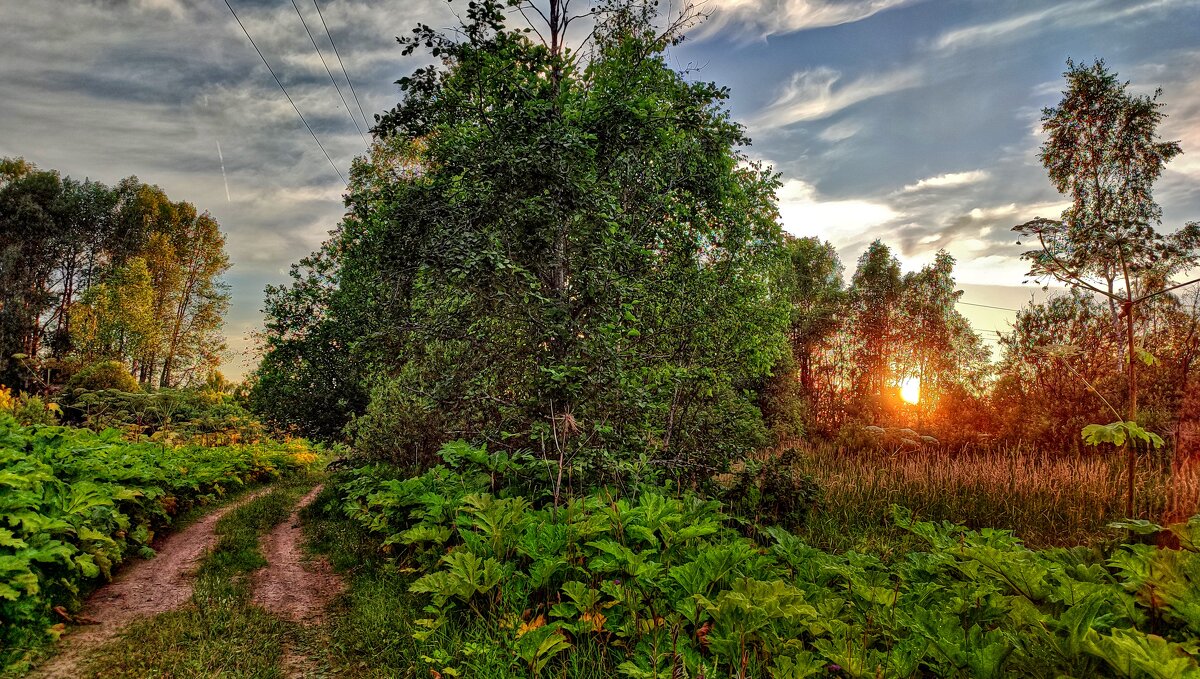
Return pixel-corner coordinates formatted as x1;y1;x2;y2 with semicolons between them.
314;441;1200;678
791;442;1200;551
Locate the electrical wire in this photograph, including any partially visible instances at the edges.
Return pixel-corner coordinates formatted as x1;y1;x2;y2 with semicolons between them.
956;300;1019;312
224;0;346;184
312;0;371;134
290;0;368;144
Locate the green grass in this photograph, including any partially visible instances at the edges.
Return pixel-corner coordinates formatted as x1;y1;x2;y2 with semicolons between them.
75;476;319;678
300;488;425;678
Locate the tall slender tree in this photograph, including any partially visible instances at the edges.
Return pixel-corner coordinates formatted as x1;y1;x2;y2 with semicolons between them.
1014;59;1200;515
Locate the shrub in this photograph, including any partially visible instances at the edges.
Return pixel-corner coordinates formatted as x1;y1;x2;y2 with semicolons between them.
722;447;821;532
64;360;140;394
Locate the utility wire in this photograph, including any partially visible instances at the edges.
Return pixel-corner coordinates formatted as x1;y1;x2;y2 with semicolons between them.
290;0;368;145
313;0;371;134
224;0;346;184
957;300;1019;312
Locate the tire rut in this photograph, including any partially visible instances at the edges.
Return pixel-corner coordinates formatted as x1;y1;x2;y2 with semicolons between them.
251;484;342;678
251;484;343;628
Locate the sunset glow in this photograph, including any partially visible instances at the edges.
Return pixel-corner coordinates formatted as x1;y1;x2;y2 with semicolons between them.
900;377;921;405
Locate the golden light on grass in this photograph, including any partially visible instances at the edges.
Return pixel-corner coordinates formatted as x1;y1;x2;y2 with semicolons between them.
899;376;920;404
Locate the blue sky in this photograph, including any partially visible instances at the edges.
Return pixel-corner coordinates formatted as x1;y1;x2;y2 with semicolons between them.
1;0;1198;376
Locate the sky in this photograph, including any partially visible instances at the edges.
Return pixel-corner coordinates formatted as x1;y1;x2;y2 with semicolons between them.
2;0;1199;377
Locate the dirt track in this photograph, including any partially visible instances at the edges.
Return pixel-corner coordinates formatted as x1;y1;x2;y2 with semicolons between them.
251;484;343;626
33;488;270;678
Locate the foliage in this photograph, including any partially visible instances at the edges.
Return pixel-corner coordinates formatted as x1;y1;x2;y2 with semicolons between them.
64;360;141;394
721;448;821;534
325;441;1200;678
61;385;267;445
0;386;61;427
253;0;789;485
0;159;230;391
0;416;316;670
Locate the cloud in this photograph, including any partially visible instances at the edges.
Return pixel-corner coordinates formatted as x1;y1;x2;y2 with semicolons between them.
901;170;989;193
776;179;900;246
750;66;922;130
697;0;918;40
817;118;863;143
932;0;1188;53
893;199;1070;256
0;0;454;378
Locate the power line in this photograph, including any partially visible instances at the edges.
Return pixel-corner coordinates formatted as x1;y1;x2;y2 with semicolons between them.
313;0;371;134
224;0;346;184
957;300;1020;312
290;0;368;145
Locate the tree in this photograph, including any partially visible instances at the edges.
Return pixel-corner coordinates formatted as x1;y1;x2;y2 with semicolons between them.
70;257;158;366
0;158;231;390
254;0;789;490
846;240;904;419
1014;59;1200;515
780;237;844;397
898;250;989;427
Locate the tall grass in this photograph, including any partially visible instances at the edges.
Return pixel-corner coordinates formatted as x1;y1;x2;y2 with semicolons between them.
790;442;1200;551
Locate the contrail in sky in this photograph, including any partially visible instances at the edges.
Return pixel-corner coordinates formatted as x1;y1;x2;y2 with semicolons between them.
216;140;231;203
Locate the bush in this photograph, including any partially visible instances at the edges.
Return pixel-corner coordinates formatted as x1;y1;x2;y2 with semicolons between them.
64;360;140;394
348;375;446;468
722;447;821;532
62;387;266;444
0;386;61;426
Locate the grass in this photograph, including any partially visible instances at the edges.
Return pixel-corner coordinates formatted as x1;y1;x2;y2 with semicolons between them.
300;488;423;678
790;442;1200;551
75;476;319;678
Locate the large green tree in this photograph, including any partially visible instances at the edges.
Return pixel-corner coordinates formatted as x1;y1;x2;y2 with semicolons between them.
253;0;790;489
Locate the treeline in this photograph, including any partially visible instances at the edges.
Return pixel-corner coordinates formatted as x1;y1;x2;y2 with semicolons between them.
782;238;1200;454
776;240;989;440
0;157;230;391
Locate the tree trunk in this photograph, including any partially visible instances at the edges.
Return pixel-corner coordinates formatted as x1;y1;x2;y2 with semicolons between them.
1124;299;1137;517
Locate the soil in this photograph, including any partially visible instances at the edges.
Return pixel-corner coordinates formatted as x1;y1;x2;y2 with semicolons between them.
251;485;343;627
32;488;271;678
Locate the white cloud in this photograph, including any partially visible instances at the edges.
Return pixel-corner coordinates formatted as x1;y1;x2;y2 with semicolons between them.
776;179;900;244
697;0;918;40
750;66;922;130
817;118;863;142
932;0;1187;53
901;170;989;193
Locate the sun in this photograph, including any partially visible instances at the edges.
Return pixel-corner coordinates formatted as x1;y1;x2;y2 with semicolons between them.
899;377;921;405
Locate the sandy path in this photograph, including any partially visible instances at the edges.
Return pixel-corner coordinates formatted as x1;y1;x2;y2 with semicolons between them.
33;488;271;678
251;484;343;627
